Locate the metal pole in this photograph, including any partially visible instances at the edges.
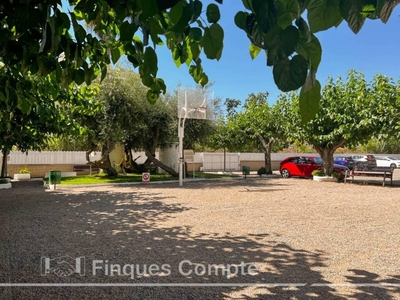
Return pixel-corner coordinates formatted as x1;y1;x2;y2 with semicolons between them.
179;125;184;187
224;148;226;173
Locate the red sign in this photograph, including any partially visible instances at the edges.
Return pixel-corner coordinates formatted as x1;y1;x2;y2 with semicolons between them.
142;173;150;184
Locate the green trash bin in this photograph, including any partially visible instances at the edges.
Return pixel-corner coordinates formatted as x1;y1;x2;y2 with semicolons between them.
49;170;62;185
242;166;250;178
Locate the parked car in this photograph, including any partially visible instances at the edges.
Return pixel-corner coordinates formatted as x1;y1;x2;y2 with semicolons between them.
334;156;355;169
348;155;377;169
279;156;348;179
374;156;400;169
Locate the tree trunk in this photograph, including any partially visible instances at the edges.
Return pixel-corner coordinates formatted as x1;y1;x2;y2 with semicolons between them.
315;141;346;176
258;136;274;175
315;148;335;176
1;147;9;178
145;150;178;177
87;143;118;177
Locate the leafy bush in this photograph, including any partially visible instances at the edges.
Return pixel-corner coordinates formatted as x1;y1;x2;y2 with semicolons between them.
19;167;31;174
312;169;340;178
257;167;267;176
331;172;340;179
0;179;8;184
311;169;324;176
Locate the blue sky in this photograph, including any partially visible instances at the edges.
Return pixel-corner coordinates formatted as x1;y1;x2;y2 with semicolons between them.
61;1;400;106
156;3;400;106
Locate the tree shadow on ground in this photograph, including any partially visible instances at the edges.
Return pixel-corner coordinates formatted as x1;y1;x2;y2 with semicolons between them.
0;181;397;299
145;177;290;192
344;269;400;299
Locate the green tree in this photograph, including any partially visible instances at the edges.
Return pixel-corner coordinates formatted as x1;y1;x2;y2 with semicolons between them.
1;0;399;124
0;71;95;177
76;68;218;176
217;92;287;174
361;137;400;154
282;70;399;175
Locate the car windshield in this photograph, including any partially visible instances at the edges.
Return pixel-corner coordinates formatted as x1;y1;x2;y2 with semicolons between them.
312;157;322;164
387;157;397;161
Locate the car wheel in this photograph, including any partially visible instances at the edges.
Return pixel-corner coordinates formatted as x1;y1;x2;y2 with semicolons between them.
281;169;290;178
390;163;396;169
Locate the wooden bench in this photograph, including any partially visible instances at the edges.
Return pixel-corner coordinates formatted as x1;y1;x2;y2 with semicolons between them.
344;167;394;187
73;165;100;173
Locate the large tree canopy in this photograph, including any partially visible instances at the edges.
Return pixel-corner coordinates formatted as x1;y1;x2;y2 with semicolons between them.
0;69;96;177
208;93;287;174
281;70;400;175
72;68;217;176
1;0;399;123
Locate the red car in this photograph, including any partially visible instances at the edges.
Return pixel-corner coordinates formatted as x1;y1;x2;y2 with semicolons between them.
279;156;348;179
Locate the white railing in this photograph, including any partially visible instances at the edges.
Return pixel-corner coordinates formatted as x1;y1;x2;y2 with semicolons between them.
6;151;102;165
203;153;240;171
2;151;400;168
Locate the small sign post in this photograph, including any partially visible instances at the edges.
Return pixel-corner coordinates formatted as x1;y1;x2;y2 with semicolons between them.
142;172;150;184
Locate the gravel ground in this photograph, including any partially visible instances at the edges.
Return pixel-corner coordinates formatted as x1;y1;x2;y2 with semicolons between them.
0;172;400;299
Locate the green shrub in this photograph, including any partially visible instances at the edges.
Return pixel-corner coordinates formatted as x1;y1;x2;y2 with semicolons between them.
19;167;31;174
257;167;267;176
312;169;340;178
0;179;8;184
311;169;324;176
331;172;340;179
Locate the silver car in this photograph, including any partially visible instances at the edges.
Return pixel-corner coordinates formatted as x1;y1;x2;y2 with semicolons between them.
349;155;377;170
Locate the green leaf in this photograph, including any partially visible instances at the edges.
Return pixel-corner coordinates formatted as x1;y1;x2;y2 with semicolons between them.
304;69;317;92
74;69;85;85
202;23;224;60
307;35;322;70
307;0;343;33
234;11;248;30
277;0;300;29
0;91;6;102
147;90;158;104
295;17;311;41
340;0;366;34
138;0;159;20
191;0;203;23
252;0;278;33
101;65;108;82
299;79;321;123
84;67;93;86
296;33;322;70
70;14;86;44
151;78;167;94
111;47;122;64
199;73;209;86
243;0;253;10
215;0;223;3
143;46;158;77
298;0;311;13
380;0;400;23
190;27;202;41
17;97;32;114
206;3;221;23
120;21;135;42
249;43;262;59
264;25;299;66
273;55;308;92
170;1;184;24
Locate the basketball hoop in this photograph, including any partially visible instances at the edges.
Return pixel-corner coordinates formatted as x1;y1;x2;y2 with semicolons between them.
178;88;214;186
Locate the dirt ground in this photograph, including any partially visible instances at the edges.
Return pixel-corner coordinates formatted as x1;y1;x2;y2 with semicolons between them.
0;173;400;299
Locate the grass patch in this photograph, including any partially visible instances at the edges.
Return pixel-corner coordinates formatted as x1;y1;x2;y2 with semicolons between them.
43;172;237;185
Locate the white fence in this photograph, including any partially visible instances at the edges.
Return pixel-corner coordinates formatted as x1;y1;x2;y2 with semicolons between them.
2;151;400;171
4;151;102;165
203;153;240;171
0;151;158;166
